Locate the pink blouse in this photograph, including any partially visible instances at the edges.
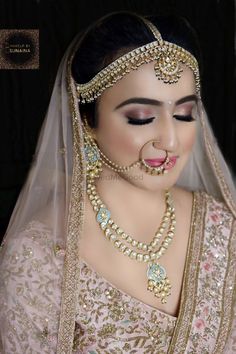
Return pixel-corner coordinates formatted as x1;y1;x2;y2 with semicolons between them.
75;258;176;353
0;191;236;353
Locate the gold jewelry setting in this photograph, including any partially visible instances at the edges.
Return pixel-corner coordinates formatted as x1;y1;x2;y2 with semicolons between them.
83;114;177;303
75;18;200;104
86;181;175;304
84;121;176;303
83;120;170;177
140;147;170;176
141;157;170;175
83;120;143;175
138;139;171;176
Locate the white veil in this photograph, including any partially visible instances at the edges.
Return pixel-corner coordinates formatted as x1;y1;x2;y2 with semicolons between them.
177;101;236;212
0;15;235;354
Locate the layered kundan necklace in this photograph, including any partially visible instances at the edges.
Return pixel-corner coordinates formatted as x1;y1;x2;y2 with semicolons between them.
78;12;201;305
86;180;176;304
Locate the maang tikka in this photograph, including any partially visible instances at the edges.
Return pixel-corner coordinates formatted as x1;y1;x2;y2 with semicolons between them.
75;18;200;104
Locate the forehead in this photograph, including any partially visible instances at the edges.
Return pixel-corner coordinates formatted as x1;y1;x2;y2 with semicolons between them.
99;62;196;106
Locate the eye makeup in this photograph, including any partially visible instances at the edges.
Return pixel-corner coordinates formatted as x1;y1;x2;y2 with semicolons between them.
127;117;155;125
173;102;196;122
124;108;156;125
173;114;195;122
127;115;195;125
124;101;197;125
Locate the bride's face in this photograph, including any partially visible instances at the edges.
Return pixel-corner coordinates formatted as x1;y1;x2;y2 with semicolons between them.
94;61;198;191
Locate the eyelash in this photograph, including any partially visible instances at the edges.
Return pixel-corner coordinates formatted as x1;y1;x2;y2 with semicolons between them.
127;117;155;125
127;115;195;125
174;115;195;122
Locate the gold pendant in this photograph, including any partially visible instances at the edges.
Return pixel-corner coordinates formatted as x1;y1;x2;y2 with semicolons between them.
154;52;183;84
147;262;171;304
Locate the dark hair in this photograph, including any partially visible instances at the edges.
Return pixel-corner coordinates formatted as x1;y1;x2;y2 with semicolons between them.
71;11;202;128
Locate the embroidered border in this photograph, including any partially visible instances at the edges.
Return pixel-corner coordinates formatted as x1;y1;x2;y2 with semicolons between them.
168;191;205;353
213;218;236;353
57;43;87;354
169;192;236;353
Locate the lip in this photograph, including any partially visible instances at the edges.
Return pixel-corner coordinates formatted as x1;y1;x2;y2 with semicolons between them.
144;156;178;169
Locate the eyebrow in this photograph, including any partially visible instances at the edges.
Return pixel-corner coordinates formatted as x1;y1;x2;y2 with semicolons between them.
114;94;198;110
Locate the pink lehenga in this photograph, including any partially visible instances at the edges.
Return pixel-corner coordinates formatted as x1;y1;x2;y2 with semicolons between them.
0;191;235;353
0;19;236;354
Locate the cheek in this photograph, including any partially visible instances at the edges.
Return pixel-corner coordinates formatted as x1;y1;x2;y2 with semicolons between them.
96;117;145;158
178;123;196;153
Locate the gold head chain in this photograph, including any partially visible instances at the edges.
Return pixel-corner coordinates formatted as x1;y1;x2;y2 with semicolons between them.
75;18;200;104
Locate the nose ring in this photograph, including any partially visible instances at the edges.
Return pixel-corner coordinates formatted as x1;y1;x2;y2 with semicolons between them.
139;139;170;176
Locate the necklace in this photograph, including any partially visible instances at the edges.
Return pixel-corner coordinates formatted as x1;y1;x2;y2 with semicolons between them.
86;181;176;304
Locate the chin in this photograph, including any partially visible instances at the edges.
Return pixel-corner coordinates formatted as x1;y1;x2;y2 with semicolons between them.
129;172;180;192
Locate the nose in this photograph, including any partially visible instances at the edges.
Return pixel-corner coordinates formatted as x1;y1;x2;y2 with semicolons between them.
153;113;178;152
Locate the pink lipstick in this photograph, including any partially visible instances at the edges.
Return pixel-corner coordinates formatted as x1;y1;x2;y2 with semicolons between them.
144;156;178;170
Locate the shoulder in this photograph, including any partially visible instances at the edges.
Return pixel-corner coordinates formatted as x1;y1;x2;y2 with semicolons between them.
0;220;64;274
173;186;235;232
174;186;235;219
0;220;64;352
193;191;236;258
198;191;235;226
0;220;64;301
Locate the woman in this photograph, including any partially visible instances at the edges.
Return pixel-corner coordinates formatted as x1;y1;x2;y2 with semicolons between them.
0;11;236;353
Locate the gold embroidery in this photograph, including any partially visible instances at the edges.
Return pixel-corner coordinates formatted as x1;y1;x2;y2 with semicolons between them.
57;44;87;354
74;260;176;352
213;218;236;353
22;246;34;259
0;221;63;353
59;147;66;155
168;191;202;352
97;323;117;338
169;192;236;353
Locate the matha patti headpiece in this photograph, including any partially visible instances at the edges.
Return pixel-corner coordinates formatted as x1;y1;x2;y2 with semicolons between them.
75;18;201;104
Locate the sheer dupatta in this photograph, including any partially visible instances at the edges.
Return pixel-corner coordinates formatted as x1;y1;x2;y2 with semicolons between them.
0;17;235;354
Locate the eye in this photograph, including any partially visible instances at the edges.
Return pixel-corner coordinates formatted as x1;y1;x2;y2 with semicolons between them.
127;117;155;125
173;114;195;122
